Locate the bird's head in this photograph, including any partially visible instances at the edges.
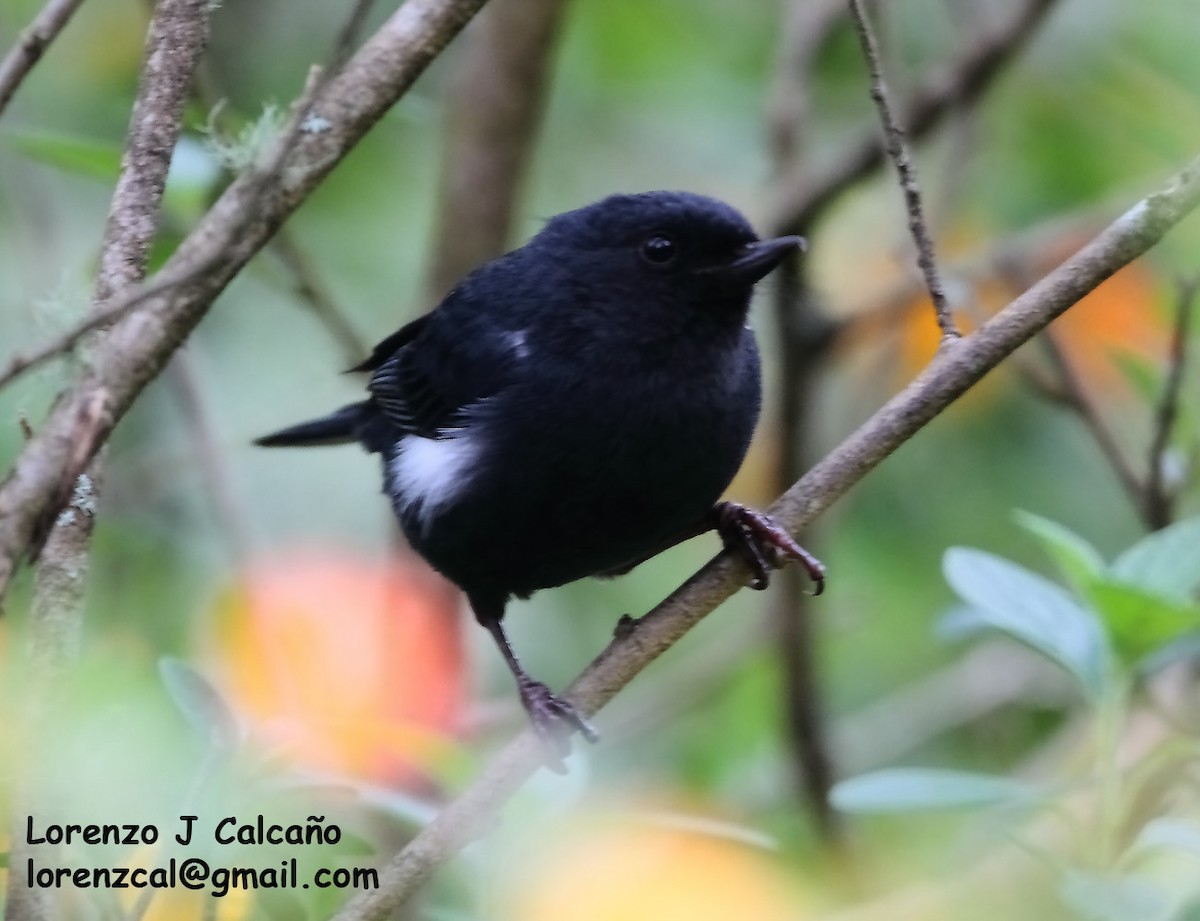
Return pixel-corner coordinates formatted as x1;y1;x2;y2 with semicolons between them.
531;191;803;337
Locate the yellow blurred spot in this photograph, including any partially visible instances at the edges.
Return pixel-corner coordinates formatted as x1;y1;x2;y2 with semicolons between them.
503;814;807;921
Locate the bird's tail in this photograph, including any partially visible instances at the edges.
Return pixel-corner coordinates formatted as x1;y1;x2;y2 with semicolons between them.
255;402;373;448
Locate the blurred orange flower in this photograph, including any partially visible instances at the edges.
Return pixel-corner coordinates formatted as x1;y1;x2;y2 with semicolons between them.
850;234;1166;397
206;550;464;785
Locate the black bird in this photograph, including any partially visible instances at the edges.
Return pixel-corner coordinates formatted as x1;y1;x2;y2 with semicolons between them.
257;191;824;760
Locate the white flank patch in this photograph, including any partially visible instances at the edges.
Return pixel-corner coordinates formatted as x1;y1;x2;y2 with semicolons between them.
390;431;480;530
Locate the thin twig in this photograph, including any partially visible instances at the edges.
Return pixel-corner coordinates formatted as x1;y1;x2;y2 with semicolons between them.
0;0;86;119
768;0;1061;236
176;23;371;367
1037;329;1147;518
269;230;368;364
0;258;218;391
327;155;1200;921
329;0;381;71
847;0;958;339
761;0;1059;847
1144;275;1198;529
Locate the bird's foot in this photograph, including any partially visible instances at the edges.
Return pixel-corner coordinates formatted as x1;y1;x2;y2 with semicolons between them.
714;502;826;595
613;613;639;639
518;677;600;772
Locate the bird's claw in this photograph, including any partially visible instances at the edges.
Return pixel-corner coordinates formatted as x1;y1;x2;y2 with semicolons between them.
519;678;600;772
714;502;826;595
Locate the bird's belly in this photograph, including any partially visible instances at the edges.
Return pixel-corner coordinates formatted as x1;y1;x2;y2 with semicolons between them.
404;393;756;599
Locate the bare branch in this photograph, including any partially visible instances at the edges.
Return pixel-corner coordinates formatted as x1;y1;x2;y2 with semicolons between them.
180;23;371;367
0;0;493;602
0;260;217;391
328;154;1200;921
0;0;87;119
759;0;1059;847
426;0;568;299
4;0;209;916
767;0;1060;236
847;0;957;338
269;230;368;364
1035;330;1146;514
1144;275;1197;529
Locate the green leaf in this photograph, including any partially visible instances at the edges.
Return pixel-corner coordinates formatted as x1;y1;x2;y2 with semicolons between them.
1111;517;1200;603
158;657;243;753
1085;580;1200;664
943;548;1112;699
1060;871;1171;921
8;131;121;181
829;768;1032;814
1013;510;1105;591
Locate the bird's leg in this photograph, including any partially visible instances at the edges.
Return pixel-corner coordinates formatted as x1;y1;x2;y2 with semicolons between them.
469;594;600;769
710;502;825;595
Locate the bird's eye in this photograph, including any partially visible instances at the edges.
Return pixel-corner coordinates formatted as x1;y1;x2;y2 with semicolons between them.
639;234;678;266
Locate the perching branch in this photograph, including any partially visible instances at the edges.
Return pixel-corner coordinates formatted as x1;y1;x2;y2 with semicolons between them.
846;0;958;338
328;154;1200;921
0;0;87;119
760;0;1060;844
0;0;493;604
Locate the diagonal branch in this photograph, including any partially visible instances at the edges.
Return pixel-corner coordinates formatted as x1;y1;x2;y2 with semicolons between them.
0;0;87;119
0;0;493;604
1034;329;1146;514
327;154;1200;921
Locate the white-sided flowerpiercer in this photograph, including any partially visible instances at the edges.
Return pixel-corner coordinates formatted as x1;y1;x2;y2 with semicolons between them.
256;191;825;763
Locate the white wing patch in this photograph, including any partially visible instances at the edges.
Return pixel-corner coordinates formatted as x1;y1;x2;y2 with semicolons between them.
390;430;481;531
505;329;530;360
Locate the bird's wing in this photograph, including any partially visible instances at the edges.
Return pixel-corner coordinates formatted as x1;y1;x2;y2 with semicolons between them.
364;295;515;440
347;314;428;373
